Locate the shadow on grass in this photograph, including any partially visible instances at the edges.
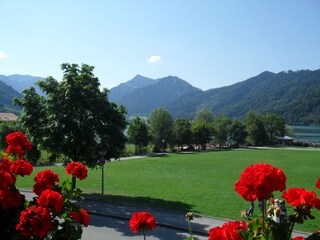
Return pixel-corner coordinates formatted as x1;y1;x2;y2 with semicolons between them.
82;193;195;213
149;152;201;157
175;151;199;154
148;153;169;158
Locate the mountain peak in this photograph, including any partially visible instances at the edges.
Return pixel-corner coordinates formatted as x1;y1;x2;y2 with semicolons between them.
109;75;202;116
258;71;275;77
109;75;157;102
124;75;156;88
133;74;144;78
157;75;180;80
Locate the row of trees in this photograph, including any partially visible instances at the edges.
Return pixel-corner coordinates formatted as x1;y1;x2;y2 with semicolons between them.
128;108;287;154
8;63;287;167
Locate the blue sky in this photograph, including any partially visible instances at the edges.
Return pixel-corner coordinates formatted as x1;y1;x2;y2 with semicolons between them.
1;0;319;90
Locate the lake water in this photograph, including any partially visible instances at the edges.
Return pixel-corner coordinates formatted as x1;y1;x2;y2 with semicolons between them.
289;125;320;143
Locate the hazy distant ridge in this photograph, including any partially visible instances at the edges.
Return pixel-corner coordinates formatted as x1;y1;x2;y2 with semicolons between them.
0;74;43;96
0;75;23;113
1;69;320;125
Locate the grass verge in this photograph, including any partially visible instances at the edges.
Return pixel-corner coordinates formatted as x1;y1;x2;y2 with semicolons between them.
17;149;320;232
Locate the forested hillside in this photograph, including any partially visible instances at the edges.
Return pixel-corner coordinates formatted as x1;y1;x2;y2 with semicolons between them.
0;74;43;94
168;69;320;125
0;76;22;113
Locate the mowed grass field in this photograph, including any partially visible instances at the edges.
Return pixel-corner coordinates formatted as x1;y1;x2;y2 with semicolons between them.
16;149;320;232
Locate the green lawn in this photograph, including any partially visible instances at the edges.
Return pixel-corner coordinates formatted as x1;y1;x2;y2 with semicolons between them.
16;149;320;232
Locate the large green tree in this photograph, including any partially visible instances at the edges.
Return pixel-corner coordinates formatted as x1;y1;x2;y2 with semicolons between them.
192;122;212;150
244;111;267;146
148;108;174;151
173;118;192;151
264;113;286;143
15;63;127;167
192;108;213;150
212;116;233;149
127;117;149;155
229;120;248;147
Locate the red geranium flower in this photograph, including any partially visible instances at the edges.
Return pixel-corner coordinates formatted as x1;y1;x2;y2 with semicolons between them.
129;212;156;233
0;157;12;172
283;188;320;223
5;132;32;158
37;189;64;213
292;237;304;240
0;189;22;208
282;188;317;209
234;163;286;201
16;205;52;238
10;159;33;176
69;208;90;227
33;182;49;196
0;169;15;189
34;169;59;185
314;198;320;210
33;170;59;195
208;220;248;240
316;177;320;189
66;162;88;180
6;145;24;159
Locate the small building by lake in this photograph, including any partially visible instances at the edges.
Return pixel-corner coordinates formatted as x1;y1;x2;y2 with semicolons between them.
277;135;294;145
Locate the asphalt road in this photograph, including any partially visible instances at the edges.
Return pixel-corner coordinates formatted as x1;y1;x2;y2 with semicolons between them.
82;214;208;240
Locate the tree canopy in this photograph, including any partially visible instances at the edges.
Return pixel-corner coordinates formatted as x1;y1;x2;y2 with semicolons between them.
212;117;233;149
127;117;149;154
191;122;212;149
244;111;268;146
194;108;214;124
229;120;248;146
264;112;286;143
173;118;192;150
148;108;174;150
14;63;127;167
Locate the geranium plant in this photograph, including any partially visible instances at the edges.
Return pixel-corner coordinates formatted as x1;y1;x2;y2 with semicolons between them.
208;163;320;240
0;131;90;239
129;211;157;240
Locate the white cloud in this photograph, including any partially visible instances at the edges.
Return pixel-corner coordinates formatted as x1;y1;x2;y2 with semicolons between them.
0;51;8;60
147;55;162;63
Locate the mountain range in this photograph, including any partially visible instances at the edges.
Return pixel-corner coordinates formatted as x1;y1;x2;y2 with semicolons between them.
167;70;320;124
109;69;320;125
0;75;43;95
0;74;43;114
109;75;202;116
0;69;319;125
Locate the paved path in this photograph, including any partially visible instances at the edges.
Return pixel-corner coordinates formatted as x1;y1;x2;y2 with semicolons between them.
79;199;224;238
82;214;208;240
22;191;310;239
78;198;311;239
